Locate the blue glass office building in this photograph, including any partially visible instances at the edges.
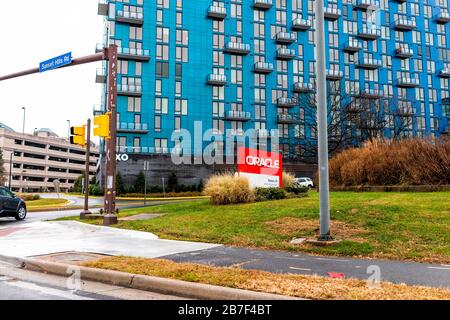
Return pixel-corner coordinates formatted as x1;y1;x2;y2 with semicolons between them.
96;0;450;184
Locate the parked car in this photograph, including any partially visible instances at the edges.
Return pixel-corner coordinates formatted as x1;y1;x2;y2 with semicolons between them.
295;177;314;189
0;187;27;221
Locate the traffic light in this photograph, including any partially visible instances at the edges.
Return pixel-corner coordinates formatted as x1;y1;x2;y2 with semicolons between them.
70;126;86;147
94;113;110;138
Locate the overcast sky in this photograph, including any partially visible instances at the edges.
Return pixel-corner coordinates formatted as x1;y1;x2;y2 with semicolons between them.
0;0;104;139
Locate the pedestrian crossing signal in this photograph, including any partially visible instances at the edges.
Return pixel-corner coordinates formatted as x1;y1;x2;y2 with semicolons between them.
70;126;86;147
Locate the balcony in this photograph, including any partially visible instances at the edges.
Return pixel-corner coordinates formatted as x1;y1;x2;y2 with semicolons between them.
207;74;227;86
98;0;108;16
116;10;144;26
353;0;380;10
394;17;416;31
255;129;272;139
439;68;450;78
117;122;149;133
395;104;416;117
357;88;384;99
229;129;245;136
223;42;251;55
277;114;298;124
324;8;341;20
435;10;450;23
357;26;381;40
275;32;297;44
292;18;312;31
357;56;382;69
343;38;362;52
96;68;106;84
293;82;315;93
117;47;150;61
222;111;251;121
207;5;227;20
277;48;296;60
276;97;297;108
396;76;419;88
326;69;344;80
253;0;273;10
254;62;274;74
117;84;142;96
395;44;414;59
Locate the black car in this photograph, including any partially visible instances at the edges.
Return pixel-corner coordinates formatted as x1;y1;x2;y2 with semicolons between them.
0;187;27;221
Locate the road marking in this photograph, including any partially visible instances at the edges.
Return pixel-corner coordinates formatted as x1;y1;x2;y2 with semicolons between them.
3;280;93;300
427;266;450;271
0;276;13;281
0;227;29;238
289;267;312;272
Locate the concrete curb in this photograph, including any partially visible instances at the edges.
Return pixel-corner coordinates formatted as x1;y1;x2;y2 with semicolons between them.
0;254;299;300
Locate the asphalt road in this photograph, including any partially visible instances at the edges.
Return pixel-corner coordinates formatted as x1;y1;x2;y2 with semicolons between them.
164;246;450;289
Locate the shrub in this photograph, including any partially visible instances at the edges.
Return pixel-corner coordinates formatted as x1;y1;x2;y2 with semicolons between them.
286;184;310;195
89;184;104;196
282;171;296;190
255;188;286;202
204;173;255;205
329;138;450;187
17;194;40;201
119;191;202;198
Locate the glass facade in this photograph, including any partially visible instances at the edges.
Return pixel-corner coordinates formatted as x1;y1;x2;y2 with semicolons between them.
96;0;450;159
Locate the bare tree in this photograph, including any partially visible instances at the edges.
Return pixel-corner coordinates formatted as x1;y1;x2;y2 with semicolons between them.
293;80;355;163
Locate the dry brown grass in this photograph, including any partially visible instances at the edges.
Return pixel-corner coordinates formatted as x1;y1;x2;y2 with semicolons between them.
265;217;369;243
203;173;255;205
84;257;450;300
282;171;296;189
329;138;450;187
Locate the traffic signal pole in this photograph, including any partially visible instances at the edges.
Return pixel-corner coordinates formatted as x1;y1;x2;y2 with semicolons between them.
103;45;119;226
0;46;119;225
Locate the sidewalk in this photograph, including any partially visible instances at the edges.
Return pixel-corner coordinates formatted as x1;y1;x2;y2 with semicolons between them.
0;221;220;258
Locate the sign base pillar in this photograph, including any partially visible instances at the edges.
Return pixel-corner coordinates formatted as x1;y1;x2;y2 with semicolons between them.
103;214;118;226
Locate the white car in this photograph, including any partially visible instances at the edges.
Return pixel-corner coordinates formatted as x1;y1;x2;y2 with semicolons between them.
295;177;314;189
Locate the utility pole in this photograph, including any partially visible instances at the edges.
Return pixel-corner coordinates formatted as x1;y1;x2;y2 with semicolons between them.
103;45;119;226
80;119;92;219
316;0;332;241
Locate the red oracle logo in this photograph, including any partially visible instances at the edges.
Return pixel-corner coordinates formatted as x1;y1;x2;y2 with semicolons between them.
238;147;283;188
245;155;280;170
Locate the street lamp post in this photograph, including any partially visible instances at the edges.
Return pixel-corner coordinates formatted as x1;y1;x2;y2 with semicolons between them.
67;120;71;140
316;0;332;241
21;107;26;134
8;151;13;190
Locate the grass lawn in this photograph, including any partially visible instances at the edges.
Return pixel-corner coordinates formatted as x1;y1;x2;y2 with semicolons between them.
27;198;69;209
61;191;450;264
84;256;450;300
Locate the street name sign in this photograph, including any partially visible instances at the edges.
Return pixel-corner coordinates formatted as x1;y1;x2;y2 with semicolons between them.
39;52;72;73
238;147;283;189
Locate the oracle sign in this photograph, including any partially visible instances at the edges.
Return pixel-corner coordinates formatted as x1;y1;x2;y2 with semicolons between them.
238;147;282;188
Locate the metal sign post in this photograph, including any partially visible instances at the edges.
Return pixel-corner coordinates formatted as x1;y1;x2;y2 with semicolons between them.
81;119;92;219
